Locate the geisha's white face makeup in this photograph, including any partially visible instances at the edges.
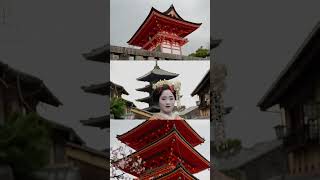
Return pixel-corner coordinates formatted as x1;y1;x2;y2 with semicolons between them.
159;89;175;115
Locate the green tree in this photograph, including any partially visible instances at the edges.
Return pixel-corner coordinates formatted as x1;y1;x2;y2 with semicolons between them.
213;138;242;156
111;97;126;119
0;113;52;180
188;46;209;58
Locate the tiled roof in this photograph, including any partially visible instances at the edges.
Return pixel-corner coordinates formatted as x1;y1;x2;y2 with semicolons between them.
0;61;62;106
215;139;282;170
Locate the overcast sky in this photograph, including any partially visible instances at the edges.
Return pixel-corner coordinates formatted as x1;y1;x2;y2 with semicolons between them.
213;0;320;147
110;120;210;179
110;61;209;110
110;0;210;56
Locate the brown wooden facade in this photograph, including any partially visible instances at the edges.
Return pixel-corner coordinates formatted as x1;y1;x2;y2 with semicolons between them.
191;70;210;119
258;22;320;176
0;61;61;124
0;61;108;179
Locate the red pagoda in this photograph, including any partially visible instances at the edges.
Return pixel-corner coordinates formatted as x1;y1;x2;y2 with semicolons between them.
128;5;201;55
114;120;210;179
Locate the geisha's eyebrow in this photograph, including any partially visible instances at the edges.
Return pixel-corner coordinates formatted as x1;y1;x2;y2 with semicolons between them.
161;94;174;97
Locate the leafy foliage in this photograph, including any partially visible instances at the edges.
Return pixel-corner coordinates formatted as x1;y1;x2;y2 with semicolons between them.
188;46;209;58
213;138;242;156
0;113;52;180
111;97;126;119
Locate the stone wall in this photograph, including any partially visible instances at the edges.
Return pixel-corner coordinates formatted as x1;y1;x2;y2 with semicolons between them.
110;45;207;60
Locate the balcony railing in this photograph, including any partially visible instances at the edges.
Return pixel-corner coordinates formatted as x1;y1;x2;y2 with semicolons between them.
274;123;320;148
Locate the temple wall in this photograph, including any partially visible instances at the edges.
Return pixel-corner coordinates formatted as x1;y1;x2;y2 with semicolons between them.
110;45;206;60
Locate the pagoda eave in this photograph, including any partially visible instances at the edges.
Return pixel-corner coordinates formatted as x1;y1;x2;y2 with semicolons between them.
83;45;108;63
154;164;199;180
81;82;108;96
117;120;205;150
136;63;178;82
136;85;152;92
136;96;152;103
139;163;198;180
137;69;179;81
116;127;209;176
128;7;201;46
137;75;177;82
80;115;109;129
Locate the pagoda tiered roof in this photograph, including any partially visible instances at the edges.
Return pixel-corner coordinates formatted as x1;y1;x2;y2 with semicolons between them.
81;82;109;96
154;163;199;180
82;81;128;96
116;126;209;177
136;96;152;104
191;70;209;96
140;163;198;180
128;5;201;49
82;45;108;63
135;61;179;113
117;120;204;150
136;84;152;92
136;63;178;82
80;115;109;129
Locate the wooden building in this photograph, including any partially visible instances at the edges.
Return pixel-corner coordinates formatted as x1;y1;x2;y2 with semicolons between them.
179;106;200;119
0;61;62;124
258;22;320;177
109;81;136;119
191;70;210;119
0;61;108;180
128;5;201;55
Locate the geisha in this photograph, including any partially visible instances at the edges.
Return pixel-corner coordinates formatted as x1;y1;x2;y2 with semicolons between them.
148;80;183;120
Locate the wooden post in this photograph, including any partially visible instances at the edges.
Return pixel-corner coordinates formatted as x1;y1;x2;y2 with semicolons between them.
0;87;4;125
